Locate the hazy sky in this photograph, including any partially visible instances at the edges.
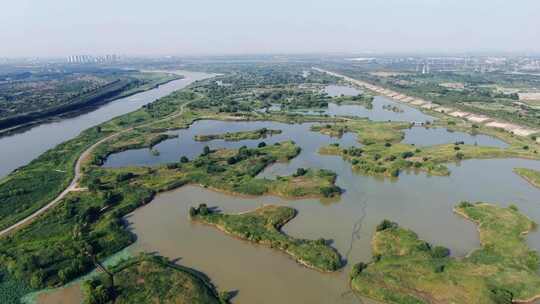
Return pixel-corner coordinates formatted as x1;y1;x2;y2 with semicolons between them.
3;0;540;57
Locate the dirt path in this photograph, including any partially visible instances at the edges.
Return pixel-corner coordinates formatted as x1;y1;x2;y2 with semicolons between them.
0;100;193;237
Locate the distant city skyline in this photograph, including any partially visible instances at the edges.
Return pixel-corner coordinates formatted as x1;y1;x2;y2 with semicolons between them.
2;0;540;57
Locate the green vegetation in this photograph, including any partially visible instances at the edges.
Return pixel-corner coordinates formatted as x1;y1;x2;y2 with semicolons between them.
6;62;540;303
194;128;282;142
0;140;339;297
350;202;540;304
332;93;374;108
269;168;341;198
514;168;540;189
82;254;229;304
0;126;106;230
263;89;330;109
382;104;404;113
311;124;351;138
112;141;340;198
316;120;540;177
190;204;342;272
313;119;409;144
188;67;340;113
0;68;346;303
0;89;199;231
0;269;32;304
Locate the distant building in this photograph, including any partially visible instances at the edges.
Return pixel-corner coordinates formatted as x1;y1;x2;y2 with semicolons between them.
67;54;118;64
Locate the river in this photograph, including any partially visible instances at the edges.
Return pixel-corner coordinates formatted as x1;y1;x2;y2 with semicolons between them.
0;71;213;178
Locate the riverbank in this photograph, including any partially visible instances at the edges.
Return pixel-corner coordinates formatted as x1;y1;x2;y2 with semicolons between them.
0;72;181;137
514;168;540;189
0;72;216;233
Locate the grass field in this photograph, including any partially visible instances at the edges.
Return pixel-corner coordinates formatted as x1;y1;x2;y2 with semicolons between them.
190;205;342;272
350;202;540;304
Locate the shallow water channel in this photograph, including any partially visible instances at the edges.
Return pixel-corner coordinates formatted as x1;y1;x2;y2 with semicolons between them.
39;88;540;304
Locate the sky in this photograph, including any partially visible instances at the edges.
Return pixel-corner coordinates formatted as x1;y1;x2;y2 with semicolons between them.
2;0;540;57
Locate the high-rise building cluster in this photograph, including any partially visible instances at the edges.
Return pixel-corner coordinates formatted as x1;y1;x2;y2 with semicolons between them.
66;54;119;64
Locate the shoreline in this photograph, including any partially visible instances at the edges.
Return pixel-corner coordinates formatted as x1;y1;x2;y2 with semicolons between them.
513;168;540;189
190;206;343;274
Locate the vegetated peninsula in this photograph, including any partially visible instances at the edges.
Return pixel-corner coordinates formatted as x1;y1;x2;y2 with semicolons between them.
350;202;540;304
82;254;231;304
332;93;374;109
194;128;282;142
189;204;342;272
514;168;540;189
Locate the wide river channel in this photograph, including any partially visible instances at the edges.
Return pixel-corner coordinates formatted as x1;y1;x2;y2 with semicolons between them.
0;71;212;178
27;84;540;303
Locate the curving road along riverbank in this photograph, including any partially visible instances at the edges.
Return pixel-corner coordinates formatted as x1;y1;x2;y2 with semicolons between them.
0;71;212;179
0;85;201;237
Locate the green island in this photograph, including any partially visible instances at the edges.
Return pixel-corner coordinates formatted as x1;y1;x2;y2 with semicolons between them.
350;202;540;304
332;93;374;109
194;128;282;142
189;204;342;272
82;253;230;304
382;104;404;113
315;120;540;177
514;168;540;189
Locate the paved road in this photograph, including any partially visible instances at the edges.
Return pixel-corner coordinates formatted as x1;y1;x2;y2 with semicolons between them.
0;101;192;237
